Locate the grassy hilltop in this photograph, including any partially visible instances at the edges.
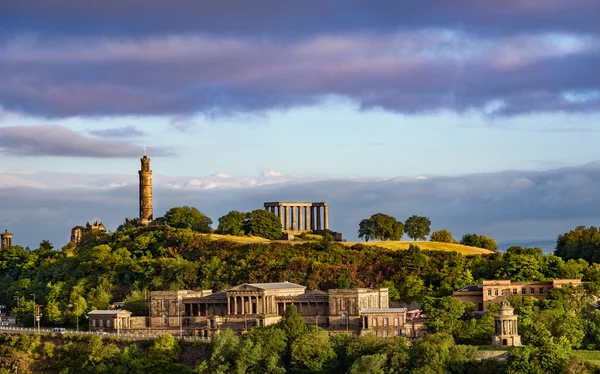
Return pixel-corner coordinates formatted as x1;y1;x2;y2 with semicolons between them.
203;233;492;255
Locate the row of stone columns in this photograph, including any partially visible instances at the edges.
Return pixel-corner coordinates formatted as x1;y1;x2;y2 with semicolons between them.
264;203;329;231
227;295;276;315
496;319;517;335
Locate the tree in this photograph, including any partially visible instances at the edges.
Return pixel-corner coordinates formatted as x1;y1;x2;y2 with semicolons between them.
291;331;336;373
556;226;600;263
216;210;246;236
404;215;431;241
72;295;87;331
244;210;282;240
43;301;63;325
460;233;498;251
349;353;387;374
279;304;307;341
358;213;403;242
123;289;148;316
164;206;213;233
430;229;455;243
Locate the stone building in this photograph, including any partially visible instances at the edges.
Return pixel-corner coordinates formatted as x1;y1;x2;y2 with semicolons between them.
138;150;153;226
492;300;521;347
70;220;107;244
147;282;408;339
263;202;342;240
1;230;13;249
453;279;582;312
88;310;132;332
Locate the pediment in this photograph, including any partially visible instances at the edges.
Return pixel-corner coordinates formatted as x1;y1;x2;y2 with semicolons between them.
228;284;264;292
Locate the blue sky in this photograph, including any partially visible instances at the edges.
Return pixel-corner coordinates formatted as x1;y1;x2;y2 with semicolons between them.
1;1;600;248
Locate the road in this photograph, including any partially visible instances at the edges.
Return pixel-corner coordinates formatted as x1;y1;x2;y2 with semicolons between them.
0;326;209;342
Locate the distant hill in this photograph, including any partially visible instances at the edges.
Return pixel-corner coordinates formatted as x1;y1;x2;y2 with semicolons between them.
498;239;556;253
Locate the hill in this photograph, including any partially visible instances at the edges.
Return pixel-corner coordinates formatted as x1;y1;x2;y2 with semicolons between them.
342;240;493;255
202;233;491;255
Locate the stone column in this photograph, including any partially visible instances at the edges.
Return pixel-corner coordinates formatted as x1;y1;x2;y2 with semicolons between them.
323;203;329;230
283;206;288;231
305;205;311;231
298;206;303;230
234;296;238;315
316;206;322;231
291;206;296;231
227;297;231;315
278;204;283;226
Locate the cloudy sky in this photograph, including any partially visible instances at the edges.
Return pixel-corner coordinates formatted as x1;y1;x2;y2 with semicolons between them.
1;1;599;249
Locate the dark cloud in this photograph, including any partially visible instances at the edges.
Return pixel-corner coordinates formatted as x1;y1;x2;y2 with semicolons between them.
88;125;145;138
0;125;169;158
2;162;600;250
1;1;599;38
1;32;598;118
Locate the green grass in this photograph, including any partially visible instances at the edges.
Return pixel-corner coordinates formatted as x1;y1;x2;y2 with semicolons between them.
572;350;600;365
477;345;517;352
202;233;491;255
341;240;493;255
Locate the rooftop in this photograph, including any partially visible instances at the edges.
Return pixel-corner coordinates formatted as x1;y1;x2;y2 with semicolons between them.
361;308;408;314
88;310;131;315
244;282;306;290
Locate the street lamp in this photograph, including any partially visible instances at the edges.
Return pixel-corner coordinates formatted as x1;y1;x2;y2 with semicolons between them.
31;294;35;329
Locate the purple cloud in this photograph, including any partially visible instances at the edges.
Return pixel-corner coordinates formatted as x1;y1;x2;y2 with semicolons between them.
88;125;145;138
0;125;169;158
0;31;598;118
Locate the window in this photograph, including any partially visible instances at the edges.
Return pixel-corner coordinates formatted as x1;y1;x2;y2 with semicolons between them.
99;319;103;327
494;289;498;296
512;288;517;295
107;319;111;327
384;318;388;326
521;288;526;295
394;318;399;326
341;314;347;324
487;289;492;296
501;289;505;296
539;288;544;295
530;288;535;295
372;318;378;327
383;330;388;337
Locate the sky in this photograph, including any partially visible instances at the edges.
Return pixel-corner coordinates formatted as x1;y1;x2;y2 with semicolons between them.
1;1;600;249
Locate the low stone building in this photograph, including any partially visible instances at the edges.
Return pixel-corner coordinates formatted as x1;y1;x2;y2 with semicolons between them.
88;310;132;332
492;300;521;347
70;220;107;244
146;282;408;339
453;279;582;311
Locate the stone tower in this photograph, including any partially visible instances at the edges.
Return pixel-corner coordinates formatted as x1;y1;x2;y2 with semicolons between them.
1;230;13;249
492;299;521;347
139;151;153;225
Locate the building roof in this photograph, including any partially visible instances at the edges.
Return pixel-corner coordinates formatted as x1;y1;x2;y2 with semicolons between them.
293;290;329;299
360;308;407;314
88;310;131;316
455;285;482;292
244;282;306;290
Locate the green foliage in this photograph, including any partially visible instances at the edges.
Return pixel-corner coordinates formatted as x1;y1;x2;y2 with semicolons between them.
149;334;182;367
460;233;498;251
244;210;282;240
404;215;431;241
358;213;404;242
423;296;467;333
430;229;455;243
556;226;600;263
279;304;307;341
349;353;387;374
290;331;336;373
123;289;149;316
164;206;213;233
216;210;246;236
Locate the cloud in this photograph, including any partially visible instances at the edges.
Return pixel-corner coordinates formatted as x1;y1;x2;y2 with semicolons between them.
0;124;169;158
2;1;600;38
88;125;145;138
0;25;599;118
3;162;600;249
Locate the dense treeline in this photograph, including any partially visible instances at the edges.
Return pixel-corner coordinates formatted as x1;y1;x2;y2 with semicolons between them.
3;306;598;374
3;225;600;328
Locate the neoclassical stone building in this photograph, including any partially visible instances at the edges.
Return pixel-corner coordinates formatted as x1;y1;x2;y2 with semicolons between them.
263;201;343;240
453;279;582;312
148;282;413;338
492;300;521;347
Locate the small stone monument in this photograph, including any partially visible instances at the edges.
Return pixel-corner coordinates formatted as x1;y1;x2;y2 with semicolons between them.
492;299;521;347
